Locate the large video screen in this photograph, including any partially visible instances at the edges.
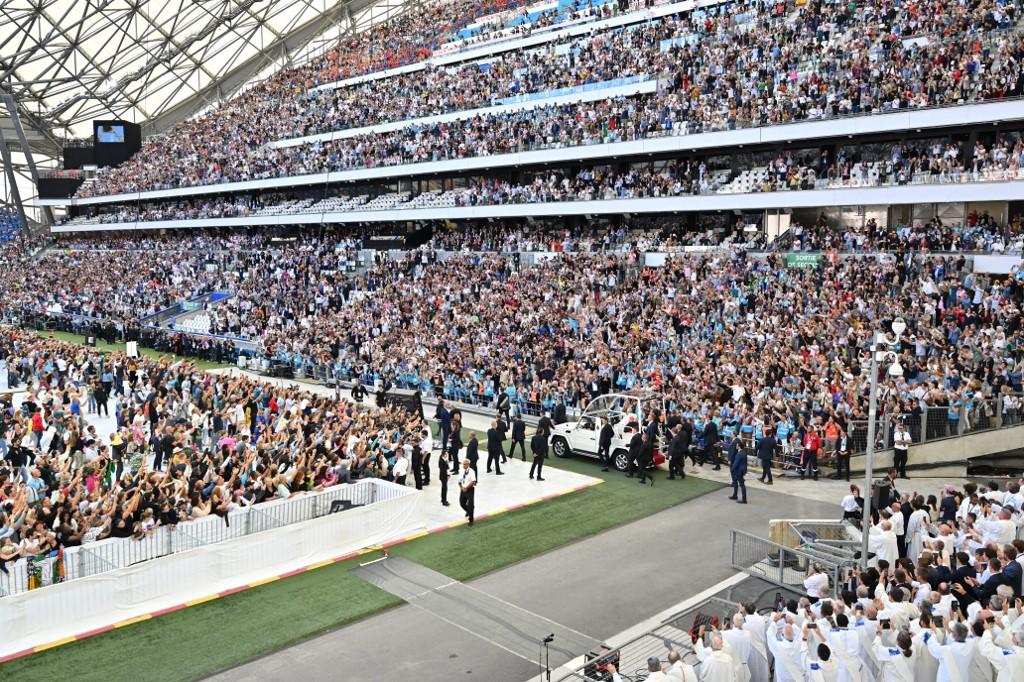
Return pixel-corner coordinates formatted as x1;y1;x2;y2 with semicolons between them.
96;125;125;143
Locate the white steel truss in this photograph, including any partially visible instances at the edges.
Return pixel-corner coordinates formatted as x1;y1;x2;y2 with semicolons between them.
0;0;420;141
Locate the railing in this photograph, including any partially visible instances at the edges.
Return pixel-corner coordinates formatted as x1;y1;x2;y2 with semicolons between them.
846;394;1023;458
730;528;857;598
557;592;786;681
73;91;1024;200
0;479;407;598
64;163;1024;227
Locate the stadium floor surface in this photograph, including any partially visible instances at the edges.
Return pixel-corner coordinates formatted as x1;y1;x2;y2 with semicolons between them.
0;456;723;681
206;482;836;682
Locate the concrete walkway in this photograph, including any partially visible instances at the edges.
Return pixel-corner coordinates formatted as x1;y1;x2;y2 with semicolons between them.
207;484;837;682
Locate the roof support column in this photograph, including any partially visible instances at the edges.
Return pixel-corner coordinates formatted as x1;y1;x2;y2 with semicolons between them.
2;94;54;226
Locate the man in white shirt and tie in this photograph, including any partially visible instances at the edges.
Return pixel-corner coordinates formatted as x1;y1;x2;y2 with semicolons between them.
458;458;477;526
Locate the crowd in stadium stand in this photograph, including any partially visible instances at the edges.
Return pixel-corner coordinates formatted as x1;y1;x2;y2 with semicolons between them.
76;0;1024;196
60;134;1024;232
4;231;1022;439
0;329;425;561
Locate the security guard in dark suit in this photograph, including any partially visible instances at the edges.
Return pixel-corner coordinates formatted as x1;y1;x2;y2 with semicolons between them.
667;425;688;480
624;428;643;478
411;442;424;490
755;432;776;484
465;432;480;476
509;414;527;460
701;420;720;470
726;436;747;503
597;418;615;472
486;420;504;475
529;431;547;480
448;416;463;475
438;450;451;506
636;432;655;486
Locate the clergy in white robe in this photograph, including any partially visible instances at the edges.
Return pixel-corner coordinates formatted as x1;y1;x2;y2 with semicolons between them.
925;624;978;682
741;606;770;682
800;639;839;682
665;649;699;682
721;615;752;682
978;627;1024;682
867;521;899;566
905;507;931;560
824;620;866;682
766;616;804;682
851;607;881;679
872;633;917;682
911;623;940;681
695;633;738;682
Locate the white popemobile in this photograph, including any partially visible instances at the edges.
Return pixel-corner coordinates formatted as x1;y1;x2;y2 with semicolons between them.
549;390;666;471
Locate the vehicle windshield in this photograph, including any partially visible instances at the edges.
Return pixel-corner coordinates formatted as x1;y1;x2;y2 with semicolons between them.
581;395;635;424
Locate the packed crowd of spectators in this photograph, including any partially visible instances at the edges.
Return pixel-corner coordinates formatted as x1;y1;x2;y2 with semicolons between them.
76;0;1024;197
62;133;1024;229
0;330;425;566
5;230;1022;450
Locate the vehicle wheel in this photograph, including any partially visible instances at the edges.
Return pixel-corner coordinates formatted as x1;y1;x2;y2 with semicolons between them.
552;437;570;458
612;449;629;472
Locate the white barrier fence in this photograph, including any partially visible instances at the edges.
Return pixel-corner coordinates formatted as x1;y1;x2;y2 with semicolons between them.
0;479;423;658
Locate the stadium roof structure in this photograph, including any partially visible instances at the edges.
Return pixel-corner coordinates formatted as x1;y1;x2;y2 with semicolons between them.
0;0;416;223
0;0;417;144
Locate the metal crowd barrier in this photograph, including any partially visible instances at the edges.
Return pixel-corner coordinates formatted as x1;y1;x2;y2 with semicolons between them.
729;529;856;598
846;394;1022;457
0;479;409;598
557;593;787;681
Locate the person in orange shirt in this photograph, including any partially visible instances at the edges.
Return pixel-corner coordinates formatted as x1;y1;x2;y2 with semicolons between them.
822;417;840;463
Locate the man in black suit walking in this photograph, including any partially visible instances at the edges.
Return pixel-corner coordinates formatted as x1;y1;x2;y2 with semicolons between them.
667;424;688;480
529;431;547;481
486;420;504;475
726;435;747;503
636;432;655;486
496;392;511;423
537;411;554;437
624;428;643;477
598;418;614;472
755;431;776;484
448;414;463;475
509;414;527;461
701;420;720;470
465;432;480;476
